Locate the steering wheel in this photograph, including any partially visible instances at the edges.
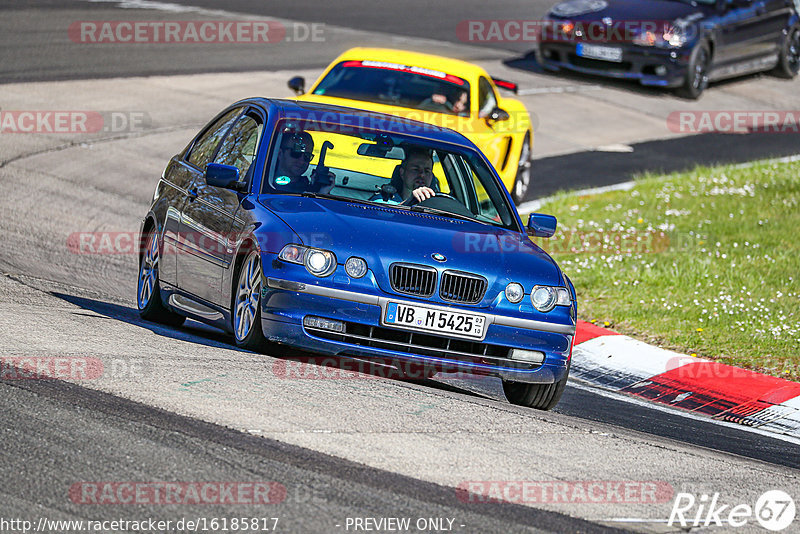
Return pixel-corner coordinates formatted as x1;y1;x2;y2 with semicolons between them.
402;192;458;207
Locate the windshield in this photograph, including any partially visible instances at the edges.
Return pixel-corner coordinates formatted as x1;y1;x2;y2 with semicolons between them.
262;118;518;230
312;61;471;117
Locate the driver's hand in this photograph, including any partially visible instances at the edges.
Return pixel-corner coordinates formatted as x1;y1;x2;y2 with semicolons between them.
412;186;436;203
311;169;335;184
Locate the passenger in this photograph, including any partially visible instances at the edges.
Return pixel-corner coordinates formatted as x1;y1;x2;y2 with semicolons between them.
420;87;468;116
273;131;334;194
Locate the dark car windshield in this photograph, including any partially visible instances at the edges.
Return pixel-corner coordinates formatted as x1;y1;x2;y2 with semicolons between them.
312;61;471;117
262;118;518;230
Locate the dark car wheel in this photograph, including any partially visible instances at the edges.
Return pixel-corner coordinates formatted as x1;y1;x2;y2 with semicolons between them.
678;43;711;100
137;230;185;326
232;249;267;351
775;26;800;79
502;362;570;410
512;133;532;205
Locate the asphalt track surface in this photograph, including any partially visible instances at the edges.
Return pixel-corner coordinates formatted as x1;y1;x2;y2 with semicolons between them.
2;1;800;533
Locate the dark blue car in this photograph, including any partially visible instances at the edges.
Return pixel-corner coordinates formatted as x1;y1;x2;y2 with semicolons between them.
137;99;576;410
537;0;800;98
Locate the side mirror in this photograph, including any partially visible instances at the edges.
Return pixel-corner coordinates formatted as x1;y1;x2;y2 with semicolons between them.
527;213;557;238
205;163;243;191
288;76;306;95
486;107;510;123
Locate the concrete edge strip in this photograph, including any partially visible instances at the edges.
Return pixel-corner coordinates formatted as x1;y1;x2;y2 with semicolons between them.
571;320;800;439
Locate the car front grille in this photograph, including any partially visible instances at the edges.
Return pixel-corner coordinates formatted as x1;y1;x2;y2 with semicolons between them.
305;321;538;370
390;263;437;298
568;54;633;72
440;270;487;304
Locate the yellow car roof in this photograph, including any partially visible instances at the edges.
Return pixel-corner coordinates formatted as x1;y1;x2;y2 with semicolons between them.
330;48;488;80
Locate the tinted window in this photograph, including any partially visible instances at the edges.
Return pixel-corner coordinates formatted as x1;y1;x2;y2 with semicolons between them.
262;119;518;230
313;62;471;116
214;113;263;181
187;108;242;169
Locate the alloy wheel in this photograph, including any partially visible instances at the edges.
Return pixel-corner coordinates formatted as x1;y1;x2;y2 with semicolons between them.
234;251;262;341
137;231;159;310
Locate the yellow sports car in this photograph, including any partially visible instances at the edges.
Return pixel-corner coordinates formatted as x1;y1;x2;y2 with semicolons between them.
287;48;534;203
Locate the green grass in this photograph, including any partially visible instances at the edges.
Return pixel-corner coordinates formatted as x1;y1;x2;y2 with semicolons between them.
532;159;800;381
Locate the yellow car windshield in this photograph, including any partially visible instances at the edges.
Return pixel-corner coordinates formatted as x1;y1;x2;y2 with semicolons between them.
312;61;471;117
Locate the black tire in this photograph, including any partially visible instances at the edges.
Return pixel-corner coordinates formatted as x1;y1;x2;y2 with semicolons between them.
137;230;185;326
774;26;800;79
502;361;570;410
678;42;711;100
511;133;532;205
232;249;267;351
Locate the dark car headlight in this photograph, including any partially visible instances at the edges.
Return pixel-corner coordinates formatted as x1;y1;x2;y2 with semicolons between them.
531;285;572;312
632;21;691;48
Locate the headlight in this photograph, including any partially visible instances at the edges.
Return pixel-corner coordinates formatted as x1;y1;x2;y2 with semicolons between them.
505;282;524;304
632;22;690;48
531;285;572;312
345;256;367;278
279;244;337;277
304;249;336;277
278;244;306;264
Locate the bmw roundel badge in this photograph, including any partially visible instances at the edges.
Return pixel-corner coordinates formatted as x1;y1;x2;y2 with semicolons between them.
432;253;446;262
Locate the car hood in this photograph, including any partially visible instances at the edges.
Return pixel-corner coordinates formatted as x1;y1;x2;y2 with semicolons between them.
258;195;563;306
549;0;703;22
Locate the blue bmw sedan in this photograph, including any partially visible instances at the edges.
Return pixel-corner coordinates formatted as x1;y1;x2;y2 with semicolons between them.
137;99;576;410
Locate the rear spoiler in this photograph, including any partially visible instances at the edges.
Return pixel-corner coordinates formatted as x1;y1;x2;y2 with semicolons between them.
491;77;519;94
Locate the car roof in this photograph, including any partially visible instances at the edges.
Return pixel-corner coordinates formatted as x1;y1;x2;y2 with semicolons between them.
332;47;488;80
241;98;476;148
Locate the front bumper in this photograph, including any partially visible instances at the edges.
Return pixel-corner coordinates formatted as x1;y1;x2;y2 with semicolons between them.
261;276;574;385
538;41;691;88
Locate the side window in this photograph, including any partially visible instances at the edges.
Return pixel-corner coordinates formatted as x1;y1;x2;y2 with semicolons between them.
214;113;263;182
478;77;498;118
186;108;242;169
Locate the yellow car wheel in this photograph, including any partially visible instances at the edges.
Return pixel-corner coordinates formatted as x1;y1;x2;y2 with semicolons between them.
512;133;532;204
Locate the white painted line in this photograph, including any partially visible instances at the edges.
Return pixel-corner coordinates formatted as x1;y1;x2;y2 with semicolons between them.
518;181;635;214
521;153;800;213
733;153;800;168
594;143;634;153
518;85;603;95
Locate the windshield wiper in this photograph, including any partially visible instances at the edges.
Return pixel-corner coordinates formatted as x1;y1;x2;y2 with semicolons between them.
298;192;339;200
410;205;479;223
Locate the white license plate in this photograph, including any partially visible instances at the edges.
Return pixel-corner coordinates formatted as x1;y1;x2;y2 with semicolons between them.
383;302;486;340
576;43;623;63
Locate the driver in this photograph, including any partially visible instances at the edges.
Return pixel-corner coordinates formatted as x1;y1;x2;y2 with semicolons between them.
396;147;437;203
273;131;334;194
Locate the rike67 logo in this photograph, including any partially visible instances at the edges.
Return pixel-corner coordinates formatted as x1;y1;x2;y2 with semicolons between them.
669;490;796;531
